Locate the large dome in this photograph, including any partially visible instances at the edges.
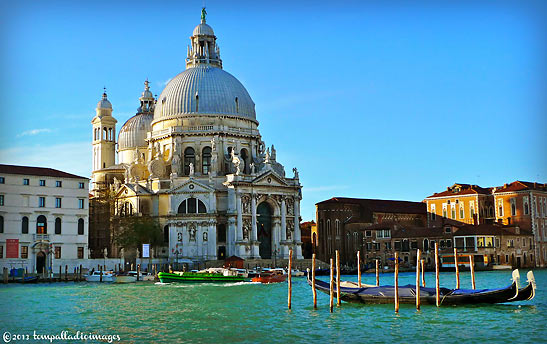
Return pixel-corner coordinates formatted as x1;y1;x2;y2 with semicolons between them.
153;65;256;122
118;113;153;150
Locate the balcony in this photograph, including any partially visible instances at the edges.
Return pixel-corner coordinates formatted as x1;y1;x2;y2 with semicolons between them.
33;234;50;241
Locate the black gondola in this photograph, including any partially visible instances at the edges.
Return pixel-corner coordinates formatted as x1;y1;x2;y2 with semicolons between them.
307;270;536;305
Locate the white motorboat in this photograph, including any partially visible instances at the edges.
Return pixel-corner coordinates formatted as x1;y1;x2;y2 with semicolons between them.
113;271;155;283
85;270;114;282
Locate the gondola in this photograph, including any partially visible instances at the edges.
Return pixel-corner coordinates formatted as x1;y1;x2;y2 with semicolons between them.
307;270;536;305
510;270;537;302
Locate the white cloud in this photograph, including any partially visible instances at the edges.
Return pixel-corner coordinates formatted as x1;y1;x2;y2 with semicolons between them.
17;128;53;137
0;142;92;178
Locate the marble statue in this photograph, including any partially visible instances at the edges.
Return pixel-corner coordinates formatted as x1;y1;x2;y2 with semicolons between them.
231;150;241;175
103;247;108;259
293;167;299;179
250;162;255;174
189;162;195;176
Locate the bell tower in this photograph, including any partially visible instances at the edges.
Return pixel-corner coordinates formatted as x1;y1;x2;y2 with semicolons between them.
91;89;117;173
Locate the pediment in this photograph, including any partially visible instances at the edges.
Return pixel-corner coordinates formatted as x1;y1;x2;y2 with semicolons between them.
114;183;151;198
252;170;288;187
169;178;215;194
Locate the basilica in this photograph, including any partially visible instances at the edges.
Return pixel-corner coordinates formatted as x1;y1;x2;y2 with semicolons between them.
90;12;303;263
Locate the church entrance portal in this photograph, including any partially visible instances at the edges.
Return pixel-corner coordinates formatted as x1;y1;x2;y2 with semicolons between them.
257;202;272;259
36;251;46;274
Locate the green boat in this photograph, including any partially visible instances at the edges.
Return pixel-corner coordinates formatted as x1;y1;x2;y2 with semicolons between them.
158;271;248;283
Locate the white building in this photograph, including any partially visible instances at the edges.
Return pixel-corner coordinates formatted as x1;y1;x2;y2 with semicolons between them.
0;165;89;273
91;11;303;263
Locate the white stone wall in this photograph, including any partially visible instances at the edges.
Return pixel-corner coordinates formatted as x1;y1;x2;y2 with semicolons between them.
0;171;89;273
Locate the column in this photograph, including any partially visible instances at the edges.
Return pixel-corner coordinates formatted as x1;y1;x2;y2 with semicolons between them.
272;217;281;260
227;218;236;257
294;198;303;259
251;195;259;258
236;193;243;241
280;197;288;258
209;221;216;260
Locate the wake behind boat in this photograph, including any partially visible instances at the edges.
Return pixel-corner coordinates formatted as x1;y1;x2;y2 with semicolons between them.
307;270;536;306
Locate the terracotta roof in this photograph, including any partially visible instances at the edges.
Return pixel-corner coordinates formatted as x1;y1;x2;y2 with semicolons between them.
316;197;426;214
454;224;532;237
0;164;88;179
425;183;491;198
493;181;547;193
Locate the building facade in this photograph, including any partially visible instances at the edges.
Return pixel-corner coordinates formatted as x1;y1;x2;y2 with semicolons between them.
425;181;547;267
0;165;89;273
89;13;303;264
315;197;427;266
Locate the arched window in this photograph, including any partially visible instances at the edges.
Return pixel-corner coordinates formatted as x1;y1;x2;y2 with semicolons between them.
195;94;199;112
240;149;248;174
22;216;29;234
335;219;340;237
326;219;331;236
103;127;107;140
423;238;429;252
235;97;239;113
55;217;62;234
78;219;84;235
202;147;212;175
36;215;47;234
178;198;207;214
184;147;195;175
163;225;169;243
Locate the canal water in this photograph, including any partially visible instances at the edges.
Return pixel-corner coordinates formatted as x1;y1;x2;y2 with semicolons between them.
0;270;544;343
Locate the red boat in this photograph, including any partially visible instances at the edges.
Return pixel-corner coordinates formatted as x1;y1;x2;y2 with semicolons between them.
251;269;287;283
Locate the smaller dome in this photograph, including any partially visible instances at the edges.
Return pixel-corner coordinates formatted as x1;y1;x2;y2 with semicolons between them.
193;23;214;36
118;113;153;150
97;92;112;109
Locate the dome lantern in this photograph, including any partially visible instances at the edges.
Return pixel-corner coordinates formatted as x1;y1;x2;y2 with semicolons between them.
138;79;155;114
186;8;222;69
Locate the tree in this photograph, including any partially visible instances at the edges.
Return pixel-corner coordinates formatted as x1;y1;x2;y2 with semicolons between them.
114;216;163;255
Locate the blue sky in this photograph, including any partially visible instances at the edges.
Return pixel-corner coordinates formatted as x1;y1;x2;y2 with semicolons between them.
1;0;545;221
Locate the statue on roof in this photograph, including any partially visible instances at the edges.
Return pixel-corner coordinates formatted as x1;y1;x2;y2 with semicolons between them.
201;7;207;22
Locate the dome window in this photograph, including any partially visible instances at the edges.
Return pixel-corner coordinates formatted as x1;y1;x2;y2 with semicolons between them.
235;97;239;113
195;94;199;112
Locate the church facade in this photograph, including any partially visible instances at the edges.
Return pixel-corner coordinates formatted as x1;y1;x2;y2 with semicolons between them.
90;13;303;263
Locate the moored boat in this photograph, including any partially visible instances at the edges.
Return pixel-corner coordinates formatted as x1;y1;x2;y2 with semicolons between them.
85;271;114;282
158;269;248;283
307;270;535;305
251;269;287;283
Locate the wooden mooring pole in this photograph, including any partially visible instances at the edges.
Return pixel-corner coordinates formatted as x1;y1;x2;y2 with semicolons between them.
59;265;62;281
336;250;341;307
421;259;426;287
100;266;103;283
312;253;317;309
416;249;421;310
288;249;292;310
3;268;8;284
329;258;334;313
469;255;476;290
435;242;440;307
79;264;82;282
454;247;460;289
357;251;362;288
375;259;379;286
394;252;399;313
137;264;141;282
65;265;68;282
